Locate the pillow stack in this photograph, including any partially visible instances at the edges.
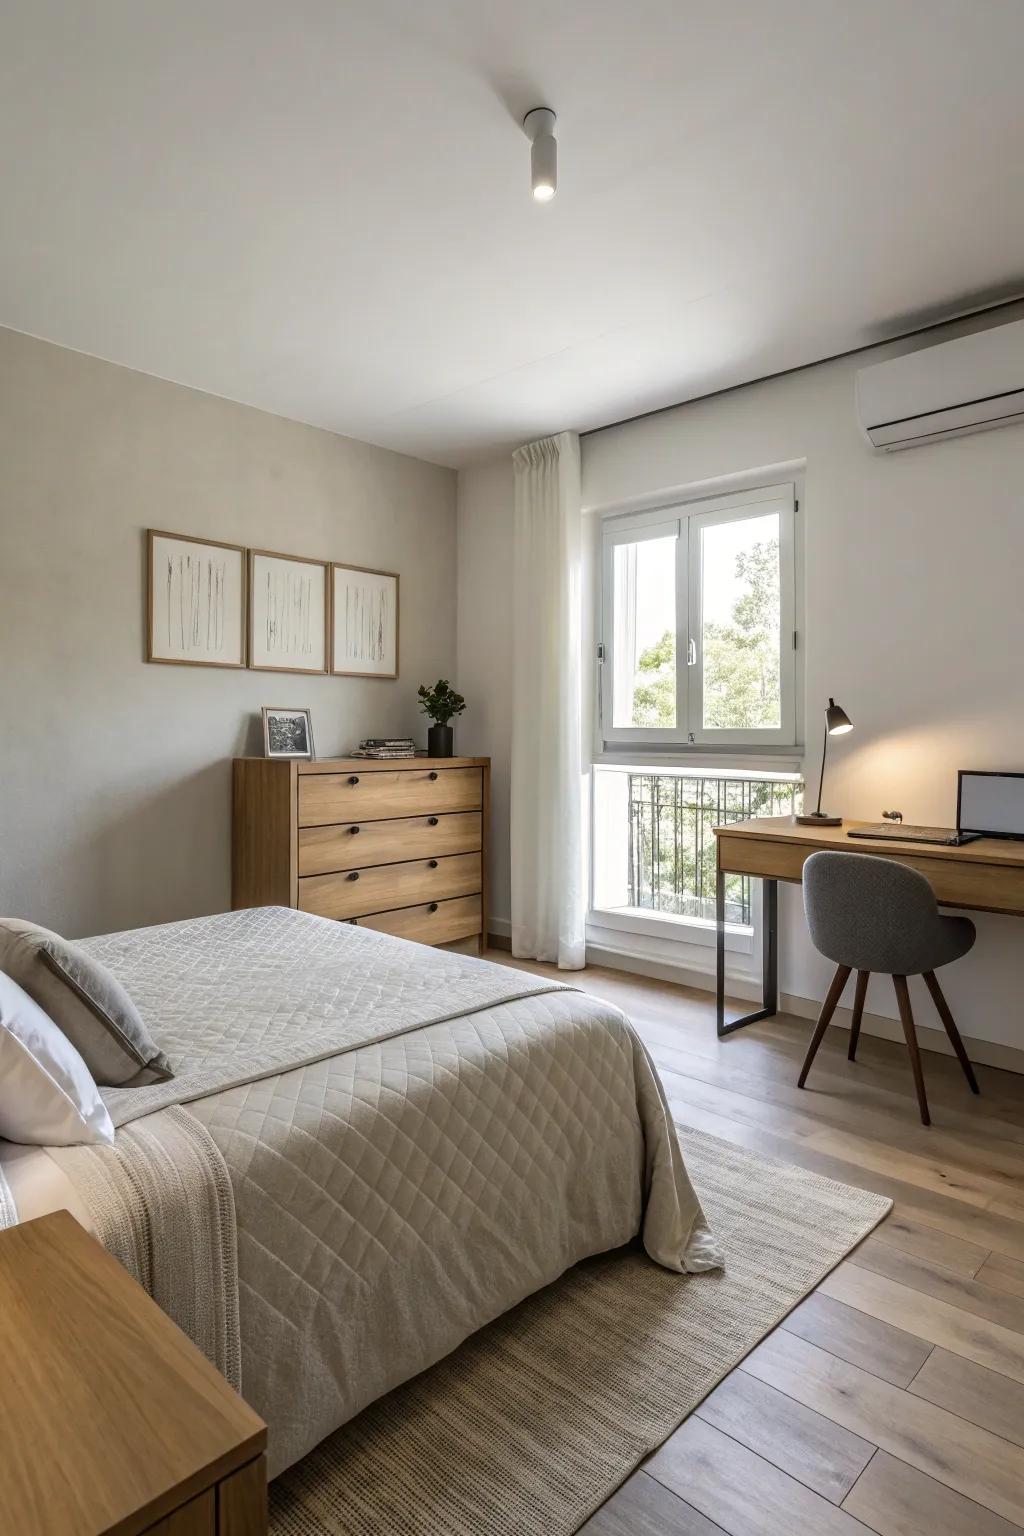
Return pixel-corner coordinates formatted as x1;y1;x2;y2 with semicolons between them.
0;973;115;1146
0;917;173;1147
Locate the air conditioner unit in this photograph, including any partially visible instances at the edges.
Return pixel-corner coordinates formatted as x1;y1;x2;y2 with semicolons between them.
855;317;1024;451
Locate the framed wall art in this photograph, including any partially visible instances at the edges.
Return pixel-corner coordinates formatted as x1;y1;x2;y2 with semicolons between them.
248;548;329;674
330;563;399;678
147;530;246;668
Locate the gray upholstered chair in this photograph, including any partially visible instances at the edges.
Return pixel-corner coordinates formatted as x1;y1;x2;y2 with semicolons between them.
798;851;979;1124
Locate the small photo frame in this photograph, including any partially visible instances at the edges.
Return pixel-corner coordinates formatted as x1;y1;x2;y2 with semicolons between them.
331;563;399;679
248;549;329;674
147;530;246;667
262;706;315;760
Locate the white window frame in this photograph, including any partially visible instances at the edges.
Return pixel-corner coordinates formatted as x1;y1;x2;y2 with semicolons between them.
599;481;799;752
601;510;683;745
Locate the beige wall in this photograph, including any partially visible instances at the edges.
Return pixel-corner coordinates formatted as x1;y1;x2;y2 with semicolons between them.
457;305;1024;1054
0;327;456;937
455;458;516;929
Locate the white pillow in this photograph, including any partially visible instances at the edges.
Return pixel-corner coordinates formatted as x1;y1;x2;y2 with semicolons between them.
0;971;115;1146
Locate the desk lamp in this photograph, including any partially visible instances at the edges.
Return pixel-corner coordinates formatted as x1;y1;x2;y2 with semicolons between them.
797;698;853;827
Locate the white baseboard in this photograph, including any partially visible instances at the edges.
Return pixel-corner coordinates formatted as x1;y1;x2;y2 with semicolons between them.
486;923;1024;1076
778;989;1024;1075
581;940;740;997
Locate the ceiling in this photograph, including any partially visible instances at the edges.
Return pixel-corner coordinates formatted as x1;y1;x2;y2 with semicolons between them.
2;1;1023;468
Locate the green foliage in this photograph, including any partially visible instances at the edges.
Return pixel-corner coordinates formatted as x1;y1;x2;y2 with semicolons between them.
417;678;466;726
632;629;675;728
702;538;781;729
626;538;780;731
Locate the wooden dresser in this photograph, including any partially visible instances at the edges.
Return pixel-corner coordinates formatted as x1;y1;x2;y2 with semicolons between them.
232;756;489;950
0;1210;266;1536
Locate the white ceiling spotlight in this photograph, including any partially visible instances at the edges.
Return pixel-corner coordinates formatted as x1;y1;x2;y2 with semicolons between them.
523;107;557;202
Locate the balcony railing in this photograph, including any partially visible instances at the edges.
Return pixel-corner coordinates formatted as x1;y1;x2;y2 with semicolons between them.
627;773;803;925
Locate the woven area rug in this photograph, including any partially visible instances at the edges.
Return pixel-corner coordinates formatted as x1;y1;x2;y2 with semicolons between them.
269;1127;891;1536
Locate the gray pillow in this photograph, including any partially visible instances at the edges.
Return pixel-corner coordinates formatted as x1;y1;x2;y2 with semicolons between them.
0;918;172;1087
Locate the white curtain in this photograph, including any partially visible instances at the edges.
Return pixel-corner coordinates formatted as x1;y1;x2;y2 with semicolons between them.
510;430;586;969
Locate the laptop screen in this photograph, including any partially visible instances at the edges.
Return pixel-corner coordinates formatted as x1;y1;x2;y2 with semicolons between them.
958;772;1024;839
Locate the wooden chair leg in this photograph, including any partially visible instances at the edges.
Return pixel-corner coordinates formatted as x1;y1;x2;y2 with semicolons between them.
798;965;852;1088
848;970;869;1060
892;975;930;1125
922;971;980;1095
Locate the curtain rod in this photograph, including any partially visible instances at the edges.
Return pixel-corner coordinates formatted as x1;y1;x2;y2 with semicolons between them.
578;291;1024;441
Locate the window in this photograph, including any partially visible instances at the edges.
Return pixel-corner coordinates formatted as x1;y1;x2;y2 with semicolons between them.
592;767;803;935
599;483;798;749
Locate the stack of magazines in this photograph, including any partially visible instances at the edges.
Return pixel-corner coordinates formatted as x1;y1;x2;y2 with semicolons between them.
350;737;418;760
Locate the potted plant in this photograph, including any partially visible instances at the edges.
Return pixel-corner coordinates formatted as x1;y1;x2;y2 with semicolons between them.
417;679;465;758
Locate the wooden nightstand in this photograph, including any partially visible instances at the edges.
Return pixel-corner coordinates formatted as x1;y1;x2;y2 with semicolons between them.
0;1210;267;1536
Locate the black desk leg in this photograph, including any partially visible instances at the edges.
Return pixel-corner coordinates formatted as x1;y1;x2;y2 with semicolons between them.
716;872;779;1038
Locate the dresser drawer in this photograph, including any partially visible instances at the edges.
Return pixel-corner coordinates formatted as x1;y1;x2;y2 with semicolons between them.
298;768;482;827
298;812;482;877
356;896;482;946
298;852;482;921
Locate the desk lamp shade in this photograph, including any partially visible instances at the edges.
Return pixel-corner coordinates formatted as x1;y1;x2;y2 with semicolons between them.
797;698;853;826
825;699;852;736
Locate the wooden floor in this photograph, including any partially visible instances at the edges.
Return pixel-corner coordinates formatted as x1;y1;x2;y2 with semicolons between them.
488;951;1024;1536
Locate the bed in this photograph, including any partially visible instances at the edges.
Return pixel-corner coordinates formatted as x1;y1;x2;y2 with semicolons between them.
0;906;719;1479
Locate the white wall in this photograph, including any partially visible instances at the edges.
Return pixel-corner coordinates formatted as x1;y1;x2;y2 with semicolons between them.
456;305;1024;1054
0;326;456;938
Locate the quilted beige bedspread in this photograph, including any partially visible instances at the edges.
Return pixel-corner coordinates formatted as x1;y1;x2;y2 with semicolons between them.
58;909;720;1477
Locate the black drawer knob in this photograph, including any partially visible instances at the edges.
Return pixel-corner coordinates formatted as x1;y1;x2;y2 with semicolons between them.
428;902;439;913
349;825;360;835
348;775;360;785
428;859;438;869
347;871;360;881
429;771;438;781
428;816;439;826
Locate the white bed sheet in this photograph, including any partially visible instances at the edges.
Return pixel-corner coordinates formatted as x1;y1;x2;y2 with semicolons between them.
0;1140;95;1230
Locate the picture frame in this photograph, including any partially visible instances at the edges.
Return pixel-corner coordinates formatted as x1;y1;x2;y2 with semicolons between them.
147;529;246;668
330;563;399;679
262;706;315;760
248;548;329;674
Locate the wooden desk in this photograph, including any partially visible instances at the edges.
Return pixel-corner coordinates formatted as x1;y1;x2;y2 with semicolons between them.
0;1210;267;1536
713;816;1024;1037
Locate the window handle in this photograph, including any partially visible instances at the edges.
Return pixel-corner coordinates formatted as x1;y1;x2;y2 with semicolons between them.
687;638;697;666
